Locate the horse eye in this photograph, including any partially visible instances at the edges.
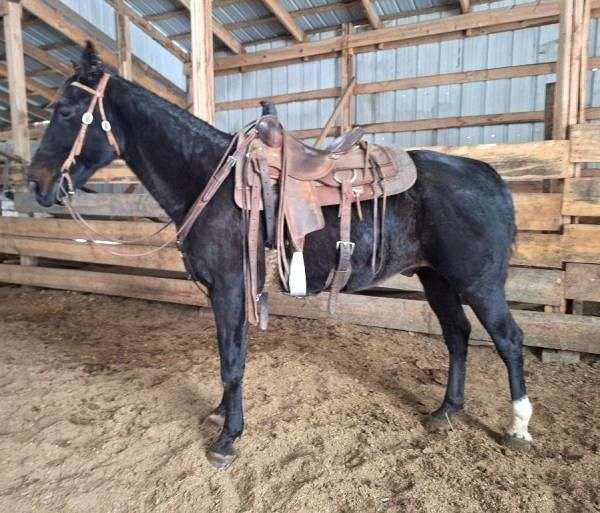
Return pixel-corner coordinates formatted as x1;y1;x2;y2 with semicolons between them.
58;106;74;119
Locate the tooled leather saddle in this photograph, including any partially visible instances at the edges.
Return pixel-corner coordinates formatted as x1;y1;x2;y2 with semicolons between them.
179;102;417;327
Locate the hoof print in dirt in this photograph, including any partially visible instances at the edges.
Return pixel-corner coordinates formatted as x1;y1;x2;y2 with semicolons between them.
501;433;532;452
207;451;236;470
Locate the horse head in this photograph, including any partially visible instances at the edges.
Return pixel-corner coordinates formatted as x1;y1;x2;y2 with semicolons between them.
28;42;123;206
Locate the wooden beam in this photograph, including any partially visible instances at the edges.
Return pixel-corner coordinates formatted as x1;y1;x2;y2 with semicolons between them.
105;0;188;62
458;0;470;13
259;0;304;42
340;23;353;133
3;0;30;161
0;90;49;121
177;0;243;55
214;1;562;71
0;63;56;100
315;76;356;148
114;0;133;80
190;0;215;122
21;0;186;107
360;0;381;29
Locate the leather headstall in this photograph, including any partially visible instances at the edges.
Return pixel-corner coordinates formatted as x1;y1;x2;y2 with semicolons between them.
59;73;121;194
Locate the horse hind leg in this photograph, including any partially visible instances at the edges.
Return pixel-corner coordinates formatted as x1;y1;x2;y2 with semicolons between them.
465;288;533;450
417;268;471;432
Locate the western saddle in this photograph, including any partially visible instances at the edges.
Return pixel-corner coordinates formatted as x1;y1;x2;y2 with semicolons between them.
179;102;417;327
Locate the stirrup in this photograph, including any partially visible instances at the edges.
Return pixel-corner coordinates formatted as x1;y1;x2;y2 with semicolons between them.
288;251;307;296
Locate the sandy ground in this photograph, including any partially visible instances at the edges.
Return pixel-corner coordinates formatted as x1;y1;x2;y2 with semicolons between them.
0;287;599;513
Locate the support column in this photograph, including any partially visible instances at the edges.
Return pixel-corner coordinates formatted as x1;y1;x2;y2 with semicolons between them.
115;0;133;80
340;23;354;134
553;0;574;140
3;0;30;162
190;0;215;124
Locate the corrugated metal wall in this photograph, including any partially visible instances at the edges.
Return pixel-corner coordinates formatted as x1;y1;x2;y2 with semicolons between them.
214;2;600;148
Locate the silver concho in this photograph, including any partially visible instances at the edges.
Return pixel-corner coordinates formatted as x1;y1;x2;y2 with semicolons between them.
101;120;112;132
81;112;93;125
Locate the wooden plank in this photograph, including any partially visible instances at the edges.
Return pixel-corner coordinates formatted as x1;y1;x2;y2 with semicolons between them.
21;0;186;108
563;224;600;264
422;140;571;181
565;263;600;302
562;177;600;217
513;193;562;231
512;233;563;268
553;0;573;139
190;0;215;123
0;62;57;101
379;267;564;306
215;87;340;112
0;264;209;305
3;1;30;162
13;192;167;218
459;0;470;13
0;265;598;353
315;77;356;148
360;0;381;29
0;217;175;246
259;0;305;42
0;236;185;272
569;124;600;162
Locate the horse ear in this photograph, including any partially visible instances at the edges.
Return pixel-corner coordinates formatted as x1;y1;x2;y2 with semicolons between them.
79;41;104;82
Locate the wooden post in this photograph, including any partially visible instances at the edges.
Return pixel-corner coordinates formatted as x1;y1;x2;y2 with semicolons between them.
340;23;353;134
553;0;574;139
3;0;30;163
115;0;133;80
190;0;215;124
3;0;37;267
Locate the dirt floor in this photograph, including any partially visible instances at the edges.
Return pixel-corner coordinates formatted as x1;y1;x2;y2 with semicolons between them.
0;287;599;513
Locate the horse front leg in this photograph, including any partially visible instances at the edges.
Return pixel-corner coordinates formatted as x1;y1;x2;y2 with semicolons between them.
206;279;248;469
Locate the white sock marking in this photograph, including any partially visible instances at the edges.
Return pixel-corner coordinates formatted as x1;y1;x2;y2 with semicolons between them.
508;396;533;441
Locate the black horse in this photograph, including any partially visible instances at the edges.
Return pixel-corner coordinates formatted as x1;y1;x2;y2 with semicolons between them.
29;43;533;468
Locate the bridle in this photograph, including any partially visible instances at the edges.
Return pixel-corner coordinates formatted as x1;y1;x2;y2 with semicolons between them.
54;73;252;257
59;73;121;195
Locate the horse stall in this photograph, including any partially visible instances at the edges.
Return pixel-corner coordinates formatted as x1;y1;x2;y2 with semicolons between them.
1;0;600;512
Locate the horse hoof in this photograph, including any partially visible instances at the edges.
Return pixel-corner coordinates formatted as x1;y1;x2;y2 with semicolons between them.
207;450;236;470
206;413;225;427
501;433;532;452
422;413;456;433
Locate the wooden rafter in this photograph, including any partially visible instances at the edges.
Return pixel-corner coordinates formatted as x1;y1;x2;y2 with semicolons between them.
459;0;470;13
105;0;188;62
0;63;56;101
20;0;186;107
177;0;243;54
360;0;381;29
259;0;304;42
0;90;49;121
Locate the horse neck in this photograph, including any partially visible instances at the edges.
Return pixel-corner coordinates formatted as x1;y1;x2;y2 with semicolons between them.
106;77;232;224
